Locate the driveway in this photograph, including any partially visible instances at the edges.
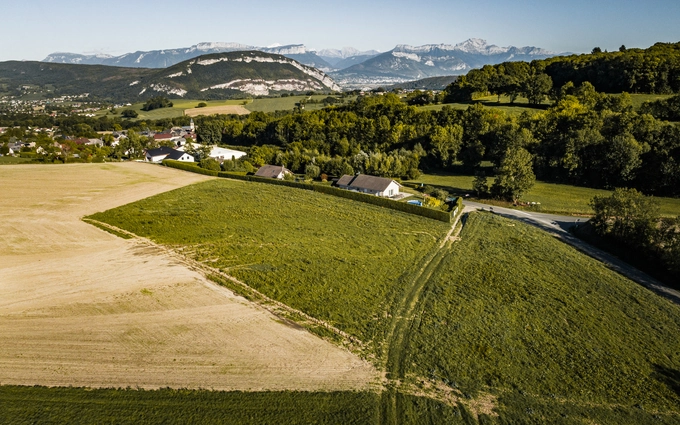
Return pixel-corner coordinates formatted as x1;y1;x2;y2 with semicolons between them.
463;200;680;305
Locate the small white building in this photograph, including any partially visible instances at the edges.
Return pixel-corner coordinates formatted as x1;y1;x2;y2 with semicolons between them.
209;146;247;162
336;174;402;197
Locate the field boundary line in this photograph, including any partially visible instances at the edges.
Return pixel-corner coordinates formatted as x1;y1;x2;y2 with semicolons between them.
82;218;367;352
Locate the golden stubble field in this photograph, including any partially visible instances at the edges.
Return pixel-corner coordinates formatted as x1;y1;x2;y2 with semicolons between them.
0;163;376;390
183;105;250;117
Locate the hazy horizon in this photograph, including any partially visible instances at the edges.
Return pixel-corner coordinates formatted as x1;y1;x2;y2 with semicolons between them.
3;0;679;62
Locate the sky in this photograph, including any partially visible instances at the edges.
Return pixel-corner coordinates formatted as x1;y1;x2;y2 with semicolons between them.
3;0;679;61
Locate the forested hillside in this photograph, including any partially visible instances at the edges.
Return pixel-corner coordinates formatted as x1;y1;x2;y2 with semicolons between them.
445;42;680;103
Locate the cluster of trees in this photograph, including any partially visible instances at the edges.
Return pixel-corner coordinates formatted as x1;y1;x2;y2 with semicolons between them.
588;188;679;287
640;94;680;121
445;41;680;103
141;96;173;111
186;88;679;197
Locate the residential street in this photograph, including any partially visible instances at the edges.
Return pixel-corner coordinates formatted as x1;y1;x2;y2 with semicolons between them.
463;201;680;305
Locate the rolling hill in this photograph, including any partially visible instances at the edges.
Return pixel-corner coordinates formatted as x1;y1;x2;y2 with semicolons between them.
0;51;340;101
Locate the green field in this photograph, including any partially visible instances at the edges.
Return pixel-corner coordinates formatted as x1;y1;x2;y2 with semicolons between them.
95;95;350;120
407;173;680;217
0;386;485;425
418;94;549;116
0;387;379;425
402;212;680;423
244;95;352;113
97;99;247;120
0;156;34;164
418;93;672;116
88;178;450;343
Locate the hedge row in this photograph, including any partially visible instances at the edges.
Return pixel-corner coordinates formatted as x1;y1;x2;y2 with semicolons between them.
164;160;453;223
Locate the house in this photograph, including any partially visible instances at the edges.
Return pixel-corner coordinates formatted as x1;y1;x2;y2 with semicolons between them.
254;165;292;179
145;146;194;163
153;132;174;142
336;174;402;197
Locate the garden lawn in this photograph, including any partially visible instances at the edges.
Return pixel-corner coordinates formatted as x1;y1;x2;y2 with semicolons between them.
89;178;450;344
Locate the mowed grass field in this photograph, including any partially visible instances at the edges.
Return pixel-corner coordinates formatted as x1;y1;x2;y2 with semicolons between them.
89;178;450;343
407;173;680;217
405;212;680;423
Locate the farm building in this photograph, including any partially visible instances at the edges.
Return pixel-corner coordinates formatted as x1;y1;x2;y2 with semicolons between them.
208;146;247;162
336;174;402;197
145;146;194;163
254;165;292;179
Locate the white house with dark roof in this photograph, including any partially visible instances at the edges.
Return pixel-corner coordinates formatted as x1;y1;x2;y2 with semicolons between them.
336;174;402;197
145;146;194;163
254;164;292;179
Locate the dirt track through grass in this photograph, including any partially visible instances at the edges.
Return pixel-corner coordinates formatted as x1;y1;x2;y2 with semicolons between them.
379;214;465;424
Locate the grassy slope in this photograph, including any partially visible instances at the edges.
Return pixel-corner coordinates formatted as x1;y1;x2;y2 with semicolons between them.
88;178;449;342
405;212;680;422
407;173;680;217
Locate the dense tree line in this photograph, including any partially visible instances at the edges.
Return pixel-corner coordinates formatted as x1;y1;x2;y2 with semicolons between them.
586;188;679;288
444;42;680;103
640;94;680;121
185;90;679;197
141;96;173;111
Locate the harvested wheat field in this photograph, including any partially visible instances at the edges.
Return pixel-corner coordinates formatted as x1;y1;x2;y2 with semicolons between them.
0;163;376;390
184;105;250;117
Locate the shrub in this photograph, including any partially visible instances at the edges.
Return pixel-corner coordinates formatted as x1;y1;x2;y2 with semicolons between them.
305;164;321;180
199;158;221;171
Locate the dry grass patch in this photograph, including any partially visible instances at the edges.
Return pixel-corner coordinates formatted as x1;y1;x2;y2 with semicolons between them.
184;105;250;117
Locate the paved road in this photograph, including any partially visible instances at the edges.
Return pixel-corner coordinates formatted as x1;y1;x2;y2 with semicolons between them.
463;201;680;305
463;201;583;234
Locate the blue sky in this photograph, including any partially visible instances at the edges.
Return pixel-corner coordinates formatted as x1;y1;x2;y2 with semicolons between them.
4;0;679;61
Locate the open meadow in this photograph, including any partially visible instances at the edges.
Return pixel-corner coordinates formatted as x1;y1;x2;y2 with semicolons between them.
418;93;672;115
402;212;680;423
0;163;376;391
407;173;680;217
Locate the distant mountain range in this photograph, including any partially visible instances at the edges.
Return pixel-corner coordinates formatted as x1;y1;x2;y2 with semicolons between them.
3;51;339;101
42;39;558;88
32;39;560;94
44;42;338;72
331;39;556;88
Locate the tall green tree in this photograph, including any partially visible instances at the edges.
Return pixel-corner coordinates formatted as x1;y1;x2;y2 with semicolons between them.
491;147;536;202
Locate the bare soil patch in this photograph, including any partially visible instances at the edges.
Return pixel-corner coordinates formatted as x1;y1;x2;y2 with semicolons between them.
0;163;376;390
184;105;250;117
